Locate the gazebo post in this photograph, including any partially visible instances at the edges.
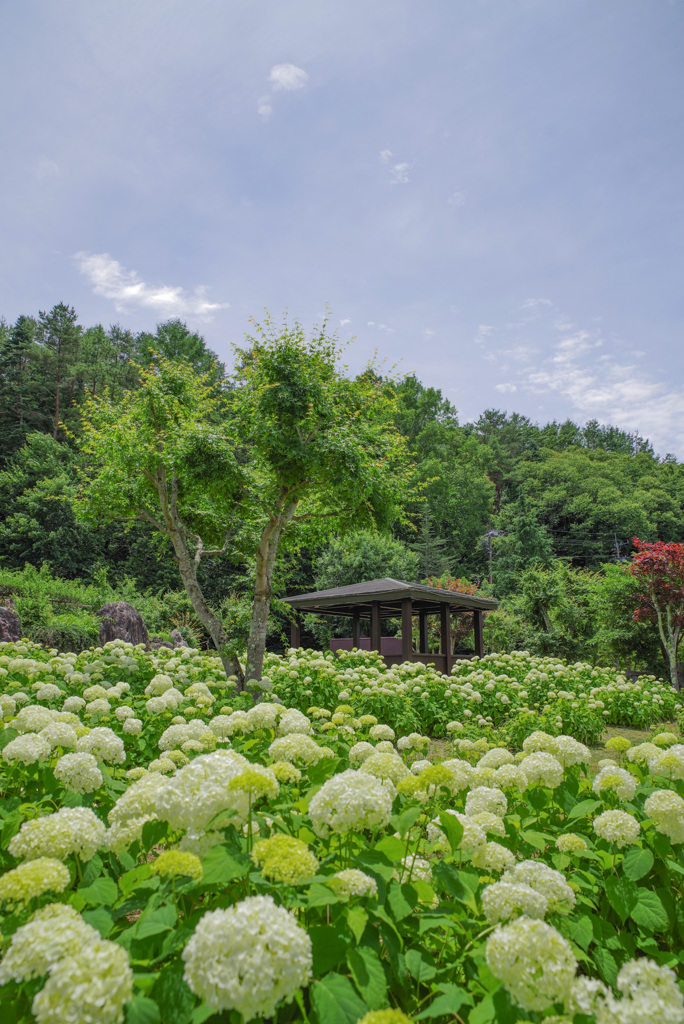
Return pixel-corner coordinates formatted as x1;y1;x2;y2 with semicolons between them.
352;610;361;648
473;609;484;658
371;601;382;653
401;597;413;661
440;602;452;673
290;614;301;649
419;611;428;654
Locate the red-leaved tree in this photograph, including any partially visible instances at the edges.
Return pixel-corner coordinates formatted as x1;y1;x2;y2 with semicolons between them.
628;538;684;689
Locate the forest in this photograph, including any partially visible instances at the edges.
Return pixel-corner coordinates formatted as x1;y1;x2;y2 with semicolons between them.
1;302;683;681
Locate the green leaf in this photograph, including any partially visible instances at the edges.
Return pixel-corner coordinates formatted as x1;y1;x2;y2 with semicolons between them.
395;805;422;837
81;853;104;886
346;906;368;944
136;905;177;941
311;973;368;1024
310;924;350;976
631;889;669;933
415;984;472;1019
354;850;395;883
307;758;343;786
438;811;464;854
151;964;195;1024
468;993;495;1024
491;985;519;1024
82;906;114;938
308;882;340;907
568;798;601;820
347;947;387;1010
604;874;638;922
374;836;406;863
559;914;593;951
141;820;170;851
432;862;475;906
404;948;436;982
622;847;654;881
199;845;249;885
125;996;161;1024
78;876;118;906
593;947;618;988
386;881;417;921
520;830;551;851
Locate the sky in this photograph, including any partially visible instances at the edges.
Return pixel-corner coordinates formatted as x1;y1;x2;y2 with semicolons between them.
1;0;683;455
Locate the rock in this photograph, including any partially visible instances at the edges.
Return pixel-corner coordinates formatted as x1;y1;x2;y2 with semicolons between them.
0;605;21;643
170;629;190;648
97;602;149;647
150;637;175;650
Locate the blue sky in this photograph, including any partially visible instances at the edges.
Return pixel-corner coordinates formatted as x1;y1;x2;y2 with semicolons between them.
2;0;683;454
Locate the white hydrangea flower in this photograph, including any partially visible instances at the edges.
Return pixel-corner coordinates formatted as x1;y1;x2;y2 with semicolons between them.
627;742;660;765
644;790;684;844
369;724;395;742
62;695;86;713
468;811;507;837
0;904;98;983
76;727;126;764
268;734;328;767
13;705;59;733
54;752;103;794
277;709;312;736
35;683;63;703
85;698;111;717
246;702;280;731
486;917;577;1011
349;741;376;766
0;858;70;907
394;854;433;886
114;705;135;721
3;733;51;765
326;869;378;901
145;673;175;696
482;881;548;923
522;730;558;754
32;938;133;1024
492;763;528;792
39;722;78;750
410;759;433;775
593;809;641;848
122;718;142;736
182;896;312;1019
502;860;575;913
648;745;684;781
9;807;106;863
519;752;564;789
593;765;638;802
359;752;410;785
427;810;487;858
552;735;591;767
471;841;516;874
156;749;251;832
308;769;393;837
613;957;684;1024
478;747;516;769
555;833;588;855
465;786;507;818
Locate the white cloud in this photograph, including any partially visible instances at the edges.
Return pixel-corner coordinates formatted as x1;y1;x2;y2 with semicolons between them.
340;318;352;326
35;158;59;180
75;252;228;319
269;63;308;91
389;162;410;184
495;383;517;393
447;190;465;207
257;95;273;119
380;149;393;162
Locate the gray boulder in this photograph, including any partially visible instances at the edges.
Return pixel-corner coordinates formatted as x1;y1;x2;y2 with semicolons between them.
0;605;21;643
97;602;150;647
170;629;190;648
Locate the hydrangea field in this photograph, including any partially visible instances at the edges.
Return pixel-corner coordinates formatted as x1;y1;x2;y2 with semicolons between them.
1;639;684;1024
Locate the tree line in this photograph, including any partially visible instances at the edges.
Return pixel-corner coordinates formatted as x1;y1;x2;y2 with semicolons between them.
1;303;683;682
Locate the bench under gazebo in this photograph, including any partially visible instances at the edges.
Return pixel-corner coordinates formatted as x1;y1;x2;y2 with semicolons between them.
283;578;498;674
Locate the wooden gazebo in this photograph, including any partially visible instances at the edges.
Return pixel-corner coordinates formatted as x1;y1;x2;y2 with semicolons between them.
283;578;498;674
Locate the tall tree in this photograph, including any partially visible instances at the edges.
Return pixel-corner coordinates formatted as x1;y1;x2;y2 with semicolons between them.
233;315;415;681
628;538;684;689
36;303;82;440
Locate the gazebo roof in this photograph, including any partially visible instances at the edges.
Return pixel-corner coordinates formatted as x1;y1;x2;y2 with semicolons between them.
283;577;499;618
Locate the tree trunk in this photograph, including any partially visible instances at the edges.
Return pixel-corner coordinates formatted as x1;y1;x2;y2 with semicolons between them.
244;501;297;682
156;469;245;687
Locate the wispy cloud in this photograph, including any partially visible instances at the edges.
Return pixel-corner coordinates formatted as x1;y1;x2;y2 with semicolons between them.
269;63;308;91
447;190;466;207
75;252;228;319
495;382;517;393
257;96;273;119
379;149;410;184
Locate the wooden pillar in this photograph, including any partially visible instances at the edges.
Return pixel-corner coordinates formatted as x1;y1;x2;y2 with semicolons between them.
352;610;361;648
473;609;484;658
290;614;301;649
371;601;382;653
440;602;452;673
419;610;428;654
401;598;413;661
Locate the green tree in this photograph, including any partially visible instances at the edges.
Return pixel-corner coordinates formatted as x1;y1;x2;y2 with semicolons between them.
136;319;224;379
587;562;665;675
408;508;453;578
233;316;415;680
492;492;554;597
36;303;82;440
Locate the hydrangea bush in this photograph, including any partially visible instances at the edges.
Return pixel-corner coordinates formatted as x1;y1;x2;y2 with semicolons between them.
0;638;683;1023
